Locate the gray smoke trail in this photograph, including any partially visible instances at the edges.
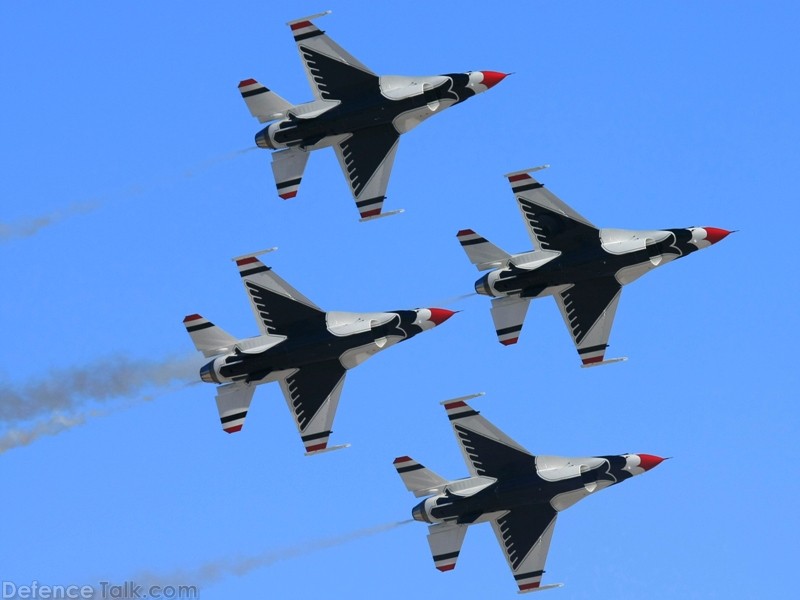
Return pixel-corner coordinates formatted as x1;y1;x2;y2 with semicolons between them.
135;520;414;589
0;201;100;241
0;410;100;454
0;354;201;424
0;383;199;454
0;147;257;242
429;292;479;306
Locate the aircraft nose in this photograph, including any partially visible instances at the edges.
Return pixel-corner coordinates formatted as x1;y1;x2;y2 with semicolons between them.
636;454;666;471
427;308;457;326
478;71;508;89
702;227;732;245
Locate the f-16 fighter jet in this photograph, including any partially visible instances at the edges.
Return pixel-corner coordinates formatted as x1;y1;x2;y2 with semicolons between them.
458;165;732;367
183;249;455;455
239;11;507;221
395;393;665;593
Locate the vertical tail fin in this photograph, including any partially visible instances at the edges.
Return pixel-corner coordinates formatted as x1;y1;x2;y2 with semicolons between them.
456;229;510;271
393;456;448;497
238;79;293;122
183;314;237;358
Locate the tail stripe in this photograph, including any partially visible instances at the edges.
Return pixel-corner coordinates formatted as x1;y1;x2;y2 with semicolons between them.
444;401;480;421
396;463;425;474
301;430;332;442
220;411;248;425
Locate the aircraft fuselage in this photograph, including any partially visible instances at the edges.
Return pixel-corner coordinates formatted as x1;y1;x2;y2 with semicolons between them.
414;454;637;525
476;227;701;299
256;73;476;150
200;309;436;385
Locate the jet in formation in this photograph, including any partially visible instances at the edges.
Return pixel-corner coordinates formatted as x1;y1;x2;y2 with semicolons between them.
184;250;455;455
395;393;664;593
239;11;507;221
457;165;732;366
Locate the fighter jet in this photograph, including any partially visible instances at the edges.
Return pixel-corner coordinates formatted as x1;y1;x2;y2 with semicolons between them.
395;393;665;593
239;11;507;221
458;165;732;366
183;249;455;455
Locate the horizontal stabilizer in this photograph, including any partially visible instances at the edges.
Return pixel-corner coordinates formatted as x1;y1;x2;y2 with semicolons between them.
427;522;468;572
491;296;531;346
519;583;564;595
238;79;293;122
457;229;510;271
271;147;310;200
215;382;256;434
183;314;237;358
393;456;448;497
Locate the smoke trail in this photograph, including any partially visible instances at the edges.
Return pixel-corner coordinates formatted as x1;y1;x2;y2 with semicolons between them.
135;520;414;589
0;201;100;241
0;410;100;454
429;291;479;306
0;147;257;242
0;382;199;454
0;354;201;424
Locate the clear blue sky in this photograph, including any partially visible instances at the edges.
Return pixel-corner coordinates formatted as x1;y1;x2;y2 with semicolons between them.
2;2;798;598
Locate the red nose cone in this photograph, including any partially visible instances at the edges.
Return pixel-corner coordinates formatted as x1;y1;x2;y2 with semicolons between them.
428;308;456;326
703;227;732;245
637;454;665;471
479;71;508;89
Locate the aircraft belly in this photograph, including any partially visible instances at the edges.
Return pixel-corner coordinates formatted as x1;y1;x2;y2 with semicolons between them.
392;100;456;133
615;260;658;285
234;338;344;374
339;339;396;369
277;85;452;146
550;480;613;511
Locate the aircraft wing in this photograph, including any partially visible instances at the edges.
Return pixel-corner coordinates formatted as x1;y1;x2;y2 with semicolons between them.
490;507;561;593
505;168;599;253
235;255;326;337
278;361;347;454
442;395;536;478
288;13;378;102
553;277;623;366
333;125;401;220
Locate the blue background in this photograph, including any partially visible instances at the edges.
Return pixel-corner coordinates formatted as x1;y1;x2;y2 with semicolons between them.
1;2;797;598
